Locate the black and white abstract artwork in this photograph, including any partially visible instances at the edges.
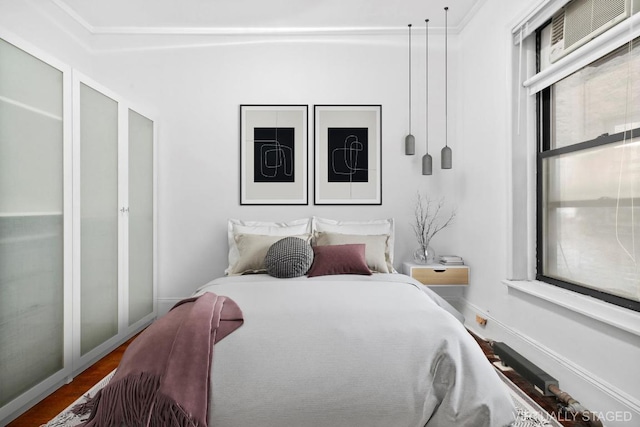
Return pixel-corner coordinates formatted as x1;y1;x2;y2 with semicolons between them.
327;127;368;183
253;127;295;183
314;105;381;205
240;105;308;205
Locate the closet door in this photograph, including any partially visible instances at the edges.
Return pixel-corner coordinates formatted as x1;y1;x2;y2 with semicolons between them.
127;109;155;327
77;81;119;358
73;76;156;369
0;37;70;417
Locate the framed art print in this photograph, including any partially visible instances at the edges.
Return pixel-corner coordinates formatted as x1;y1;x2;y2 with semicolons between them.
314;105;382;205
240;105;308;205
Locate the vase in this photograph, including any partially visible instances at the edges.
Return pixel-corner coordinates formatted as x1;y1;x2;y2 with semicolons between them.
413;245;436;264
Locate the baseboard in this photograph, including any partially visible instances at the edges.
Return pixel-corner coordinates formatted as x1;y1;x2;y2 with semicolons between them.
459;297;640;416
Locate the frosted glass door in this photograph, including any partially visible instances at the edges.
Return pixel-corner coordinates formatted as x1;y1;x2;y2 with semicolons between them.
128;109;154;326
0;39;64;405
79;83;119;355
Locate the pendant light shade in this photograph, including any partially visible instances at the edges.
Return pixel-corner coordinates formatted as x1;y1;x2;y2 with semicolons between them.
441;7;452;169
405;134;415;155
405;24;415;155
422;19;432;175
422;152;433;175
441;145;452;169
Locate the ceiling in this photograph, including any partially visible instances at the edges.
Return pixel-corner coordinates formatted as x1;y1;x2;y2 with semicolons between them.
52;0;484;35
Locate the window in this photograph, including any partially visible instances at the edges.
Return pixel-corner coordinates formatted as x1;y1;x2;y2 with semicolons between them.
537;36;640;311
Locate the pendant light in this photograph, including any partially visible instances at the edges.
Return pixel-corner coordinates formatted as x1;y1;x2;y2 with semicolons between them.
405;24;415;155
422;19;432;175
441;6;452;169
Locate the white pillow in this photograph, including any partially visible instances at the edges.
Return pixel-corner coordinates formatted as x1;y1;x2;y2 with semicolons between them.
226;218;312;275
312;217;396;272
314;232;390;273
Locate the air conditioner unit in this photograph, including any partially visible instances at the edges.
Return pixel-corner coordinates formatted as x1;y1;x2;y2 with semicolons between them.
549;0;636;63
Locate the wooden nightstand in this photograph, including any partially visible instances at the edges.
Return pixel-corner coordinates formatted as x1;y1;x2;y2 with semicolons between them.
403;262;469;286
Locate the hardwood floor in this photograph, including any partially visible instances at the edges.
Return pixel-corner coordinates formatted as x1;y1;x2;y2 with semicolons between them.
7;336;136;427
9;331;589;427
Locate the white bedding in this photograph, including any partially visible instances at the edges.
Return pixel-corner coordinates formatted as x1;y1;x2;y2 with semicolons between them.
194;274;516;427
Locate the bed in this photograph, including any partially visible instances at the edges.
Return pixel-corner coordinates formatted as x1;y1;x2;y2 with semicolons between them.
193;273;515;427
83;216;516;426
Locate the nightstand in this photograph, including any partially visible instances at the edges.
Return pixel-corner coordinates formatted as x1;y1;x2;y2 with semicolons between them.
403;261;469;287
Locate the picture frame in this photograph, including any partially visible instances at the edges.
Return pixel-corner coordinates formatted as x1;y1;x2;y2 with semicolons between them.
240;105;308;205
313;105;382;205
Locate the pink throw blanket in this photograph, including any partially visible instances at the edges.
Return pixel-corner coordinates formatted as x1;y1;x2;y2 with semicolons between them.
79;292;243;427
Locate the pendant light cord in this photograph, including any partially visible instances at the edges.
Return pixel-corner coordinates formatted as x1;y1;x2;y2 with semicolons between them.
426;19;429;154
408;24;412;134
444;7;448;148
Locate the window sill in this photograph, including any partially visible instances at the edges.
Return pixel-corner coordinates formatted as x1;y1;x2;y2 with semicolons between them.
503;279;640;337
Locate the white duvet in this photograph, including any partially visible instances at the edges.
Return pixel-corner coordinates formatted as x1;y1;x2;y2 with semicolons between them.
194;274;516;427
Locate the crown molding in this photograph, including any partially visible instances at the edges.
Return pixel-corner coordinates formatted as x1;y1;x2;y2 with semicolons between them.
457;0;488;32
51;0;97;32
51;0;476;37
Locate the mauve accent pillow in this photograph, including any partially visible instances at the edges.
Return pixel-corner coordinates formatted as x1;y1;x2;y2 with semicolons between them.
314;232;390;273
307;244;372;277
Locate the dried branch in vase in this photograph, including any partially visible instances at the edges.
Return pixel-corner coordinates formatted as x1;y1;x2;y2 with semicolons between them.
412;193;456;260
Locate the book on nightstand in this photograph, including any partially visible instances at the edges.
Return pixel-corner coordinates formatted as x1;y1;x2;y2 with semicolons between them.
438;255;464;265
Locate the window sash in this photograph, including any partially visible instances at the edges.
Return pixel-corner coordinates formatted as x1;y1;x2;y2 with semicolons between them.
537;103;640;312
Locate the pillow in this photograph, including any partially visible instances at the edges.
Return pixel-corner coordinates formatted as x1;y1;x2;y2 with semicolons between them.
229;234;309;275
226;218;312;275
264;237;314;278
307;244;372;277
312;216;395;272
314;232;390;273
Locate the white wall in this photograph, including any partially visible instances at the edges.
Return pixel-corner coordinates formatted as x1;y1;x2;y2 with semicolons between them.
96;36;463;306
456;1;640;426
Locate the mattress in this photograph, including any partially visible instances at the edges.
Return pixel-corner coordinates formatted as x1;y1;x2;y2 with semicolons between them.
194;273;516;427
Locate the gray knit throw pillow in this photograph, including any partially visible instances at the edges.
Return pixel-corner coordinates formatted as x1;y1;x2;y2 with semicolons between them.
265;237;314;278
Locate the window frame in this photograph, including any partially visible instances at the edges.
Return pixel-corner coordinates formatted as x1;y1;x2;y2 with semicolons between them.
535;30;640;312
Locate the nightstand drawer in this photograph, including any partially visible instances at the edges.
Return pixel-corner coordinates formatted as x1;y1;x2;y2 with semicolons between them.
412;268;468;285
403;262;469;285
